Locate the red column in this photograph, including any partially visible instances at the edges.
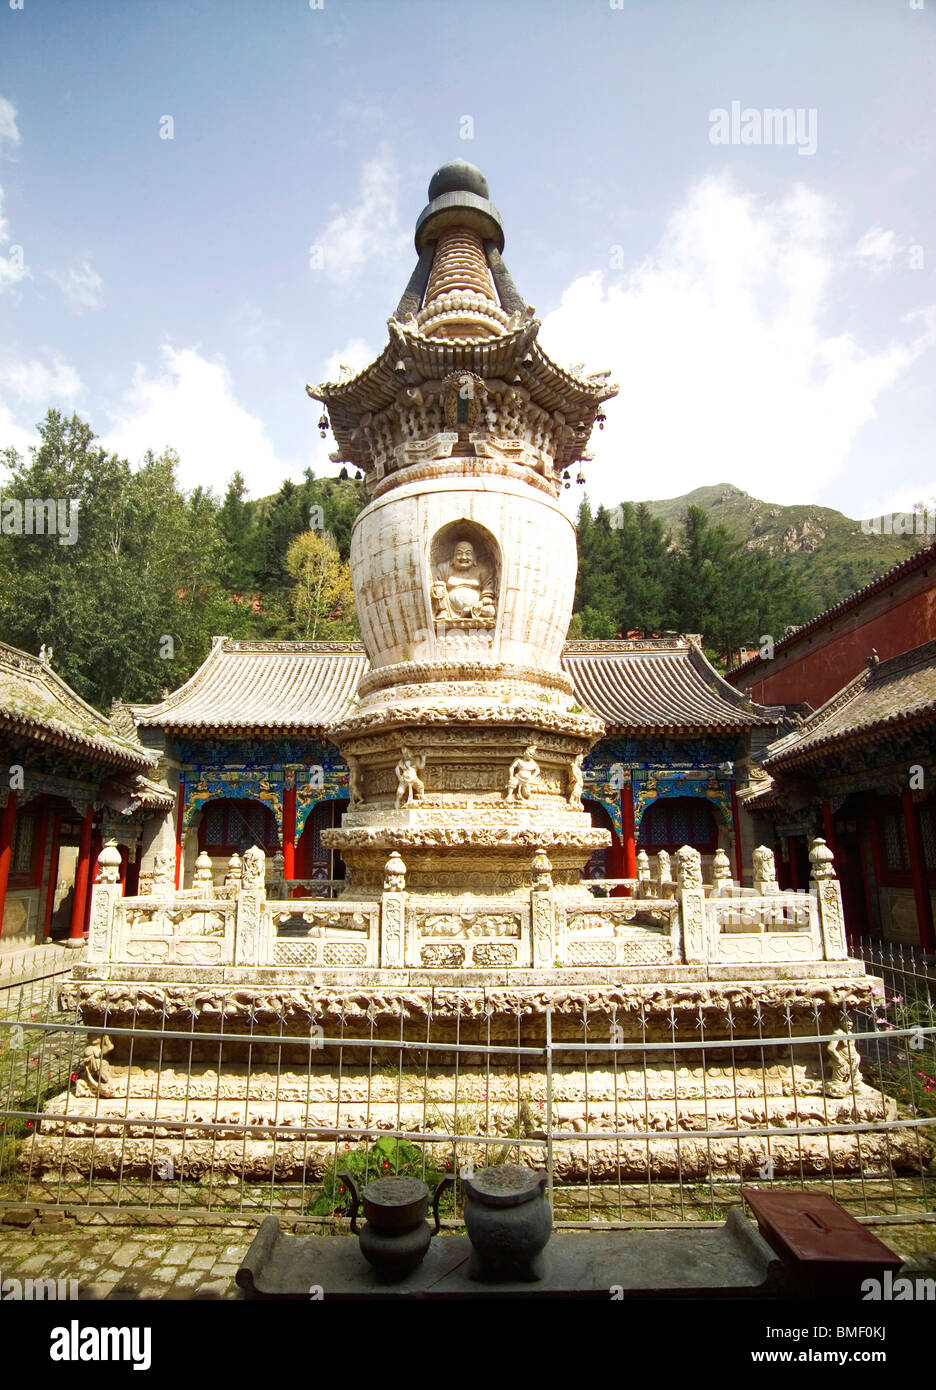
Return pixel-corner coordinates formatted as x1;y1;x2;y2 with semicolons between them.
283;783;296;881
730;780;743;882
70;804;94;939
83;829;102;935
902;788;936;952
787;836;800;891
607;836;625;897
620;782;637;896
174;780;185;889
0;791;17;936
125;847;141;897
822;800;838;866
42;815;61;938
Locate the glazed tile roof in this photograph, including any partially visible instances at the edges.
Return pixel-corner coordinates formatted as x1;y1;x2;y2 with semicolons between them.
0;642;154;770
561;639;780;732
130;640;369;733
131;636;780;738
763;639;936;770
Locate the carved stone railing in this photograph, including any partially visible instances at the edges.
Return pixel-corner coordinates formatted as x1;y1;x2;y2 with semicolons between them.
86;838;850;972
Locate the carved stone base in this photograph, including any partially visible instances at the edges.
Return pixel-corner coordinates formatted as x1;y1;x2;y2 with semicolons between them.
33;968;928;1184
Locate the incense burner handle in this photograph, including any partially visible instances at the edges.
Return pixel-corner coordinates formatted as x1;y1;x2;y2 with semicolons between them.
432;1175;454;1234
338;1172;361;1234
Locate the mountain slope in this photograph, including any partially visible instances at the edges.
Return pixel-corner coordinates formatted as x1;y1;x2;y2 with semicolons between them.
639;483;928;612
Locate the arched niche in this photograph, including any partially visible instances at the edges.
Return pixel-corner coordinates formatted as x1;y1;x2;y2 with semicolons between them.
428;519;501;631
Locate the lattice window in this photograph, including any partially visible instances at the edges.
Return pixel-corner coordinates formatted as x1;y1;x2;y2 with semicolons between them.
11;811;36;875
637;796;718;851
883;812;910;872
198;798;277;853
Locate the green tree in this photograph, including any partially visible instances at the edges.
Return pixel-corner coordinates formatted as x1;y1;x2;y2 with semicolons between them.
282;530;357;639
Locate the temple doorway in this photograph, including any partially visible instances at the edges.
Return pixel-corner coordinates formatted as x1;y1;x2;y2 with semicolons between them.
296;799;349;884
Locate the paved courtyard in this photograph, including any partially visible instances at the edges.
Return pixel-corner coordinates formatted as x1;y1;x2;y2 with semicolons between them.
1;1213;934;1300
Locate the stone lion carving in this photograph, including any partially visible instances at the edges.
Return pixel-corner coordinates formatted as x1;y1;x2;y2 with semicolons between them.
506;745;540;802
242;844;266;888
752;845;778;894
73;1034;117;1098
431;538;496;624
395;746;426;809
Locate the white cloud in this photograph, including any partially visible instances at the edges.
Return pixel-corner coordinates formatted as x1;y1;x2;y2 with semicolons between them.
311;145;409;285
0;187;29;293
321;337;377;384
47;256;103;312
0;98;20;158
0;405;37;464
1;356;82;403
853;225;903;273
539;175;936;510
0;356;83;465
102;345;300;497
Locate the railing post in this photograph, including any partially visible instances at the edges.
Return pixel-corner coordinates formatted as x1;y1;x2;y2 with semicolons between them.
531;851;555;968
810;837;848;960
86;840;122;963
234;845;268;966
381;852;407;968
676;845;707;963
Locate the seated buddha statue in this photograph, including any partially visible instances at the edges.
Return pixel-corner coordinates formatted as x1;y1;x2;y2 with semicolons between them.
431;540;496;623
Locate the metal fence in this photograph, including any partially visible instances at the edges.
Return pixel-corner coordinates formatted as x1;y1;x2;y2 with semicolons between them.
0;938;933;1229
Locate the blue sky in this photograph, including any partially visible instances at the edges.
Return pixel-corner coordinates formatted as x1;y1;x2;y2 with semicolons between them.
1;0;933;520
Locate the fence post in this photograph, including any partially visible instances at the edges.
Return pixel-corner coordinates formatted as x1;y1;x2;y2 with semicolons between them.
676;845;708;963
380;851;407;968
234;845;268;966
810;837;848;960
85;840;121;963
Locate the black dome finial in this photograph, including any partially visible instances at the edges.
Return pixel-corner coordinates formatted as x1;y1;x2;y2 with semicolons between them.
427;159;489;202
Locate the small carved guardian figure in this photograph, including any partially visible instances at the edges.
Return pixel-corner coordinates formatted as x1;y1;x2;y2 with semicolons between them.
752;845;779;895
395;746;426;810
151;852;174;894
347;754;364;807
825;1030;861;1099
675;845;703;891
506;746;540;802
431;539;496;624
383;851;407;893
74;1034;117;1098
242;844;266;889
567;754;584;808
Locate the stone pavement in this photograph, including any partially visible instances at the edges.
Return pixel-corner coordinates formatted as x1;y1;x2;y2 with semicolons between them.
0;1213;933;1299
0;1218;256;1299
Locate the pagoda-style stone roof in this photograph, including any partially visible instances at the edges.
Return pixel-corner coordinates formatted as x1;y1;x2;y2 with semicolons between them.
561;639;781;733
763;639;936;771
130;640;369;735
306;160;617;483
0;641;154;771
132;637;778;740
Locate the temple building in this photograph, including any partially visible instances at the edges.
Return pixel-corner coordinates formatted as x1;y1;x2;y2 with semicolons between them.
730;543;936;951
115;633;782;900
0;640;172;946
